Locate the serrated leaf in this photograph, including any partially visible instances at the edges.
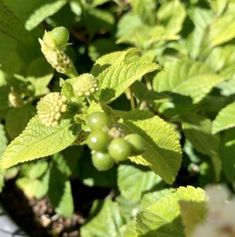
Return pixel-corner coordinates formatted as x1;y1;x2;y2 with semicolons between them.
220;128;235;182
0;117;80;169
80;198;124;237
25;0;67;30
209;13;235;47
98;60;159;103
153;59;223;103
123;116;182;184
212;102;235;134
117;164;161;202
135;186;206;237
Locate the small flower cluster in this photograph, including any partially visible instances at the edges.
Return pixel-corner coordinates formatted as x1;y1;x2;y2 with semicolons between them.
72;73;99;97
37;92;67;127
191;185;235;237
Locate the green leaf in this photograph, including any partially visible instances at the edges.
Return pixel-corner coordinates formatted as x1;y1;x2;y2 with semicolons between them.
209;13;235;47
123;115;182;184
153;59;223;103
179;201;207;237
0;0;28;41
98;60;159;103
25;0;67;30
48;161;74;218
20;160;48;179
117;163;161;202
157;0;186;35
0;117;80;169
6;105;36;139
16;176;48;199
220;128;235;182
81;198;124;237
135;186;206;237
183;116;221;180
0;124;7;159
212;102;235;134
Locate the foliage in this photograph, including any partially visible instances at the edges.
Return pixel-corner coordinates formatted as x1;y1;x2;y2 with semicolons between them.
0;0;235;236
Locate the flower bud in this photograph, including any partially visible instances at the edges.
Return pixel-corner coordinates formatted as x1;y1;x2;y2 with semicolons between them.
37;92;67;127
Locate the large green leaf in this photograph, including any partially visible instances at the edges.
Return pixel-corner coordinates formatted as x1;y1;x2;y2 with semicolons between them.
220;128;235;182
117;163;161;202
212;102;235;134
209;13;235;47
123;115;182;184
135;186;206;237
153;59;223;103
98;60;159;103
80;198;124;237
0;117;80;169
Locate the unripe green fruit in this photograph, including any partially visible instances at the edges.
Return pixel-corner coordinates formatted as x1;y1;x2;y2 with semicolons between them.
50;26;69;49
108;138;132;162
87;112;112;130
86;130;111;151
125;134;145;155
92;152;114;171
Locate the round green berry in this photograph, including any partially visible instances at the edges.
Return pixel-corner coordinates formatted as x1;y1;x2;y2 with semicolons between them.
86;130;111;151
50;26;69;49
87;112;111;130
108;138;132;162
125;133;145;155
92;152;114;171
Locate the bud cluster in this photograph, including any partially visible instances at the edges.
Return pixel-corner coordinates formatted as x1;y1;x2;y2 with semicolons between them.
37;92;67;127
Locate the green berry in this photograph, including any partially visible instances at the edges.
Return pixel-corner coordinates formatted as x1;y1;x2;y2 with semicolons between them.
108;138;132;162
125;134;145;155
86;130;111;151
87;112;111;130
50;26;69;49
92;152;114;171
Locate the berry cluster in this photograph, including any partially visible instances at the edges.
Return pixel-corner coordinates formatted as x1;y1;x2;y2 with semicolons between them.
86;112;145;171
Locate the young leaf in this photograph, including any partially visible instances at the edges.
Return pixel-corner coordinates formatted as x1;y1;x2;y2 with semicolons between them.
0;117;80;169
153;59;223;103
98;60;159;103
80;198;124;237
123;115;182;184
212;102;235;134
117;163;161;202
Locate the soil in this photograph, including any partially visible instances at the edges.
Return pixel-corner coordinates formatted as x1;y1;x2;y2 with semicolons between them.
0;179;111;237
